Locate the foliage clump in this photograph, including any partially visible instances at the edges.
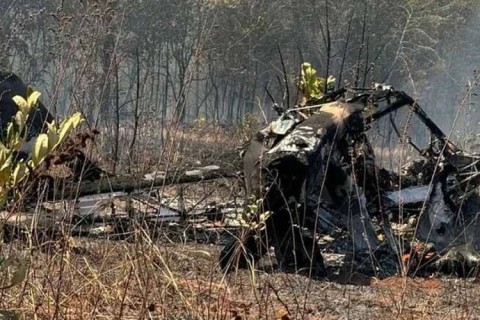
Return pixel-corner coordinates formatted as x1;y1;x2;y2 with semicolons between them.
299;62;335;103
0;88;83;206
237;196;272;231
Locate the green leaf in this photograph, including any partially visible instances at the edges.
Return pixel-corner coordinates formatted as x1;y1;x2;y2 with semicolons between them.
32;134;50;167
46;121;59;149
6;123;14;145
12;89;41;117
26;90;41;109
0;155;12;175
11;96;28;115
14;112;25;135
0;145;9;164
56;112;84;147
327;75;336;91
12;163;26;186
0;169;11;187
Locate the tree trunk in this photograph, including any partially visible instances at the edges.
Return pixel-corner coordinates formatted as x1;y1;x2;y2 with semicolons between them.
128;49;141;174
112;54;120;175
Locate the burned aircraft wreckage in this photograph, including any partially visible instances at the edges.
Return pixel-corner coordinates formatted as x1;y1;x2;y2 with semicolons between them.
220;84;480;277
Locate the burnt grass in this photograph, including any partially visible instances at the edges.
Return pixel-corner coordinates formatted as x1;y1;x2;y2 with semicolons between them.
2;237;479;319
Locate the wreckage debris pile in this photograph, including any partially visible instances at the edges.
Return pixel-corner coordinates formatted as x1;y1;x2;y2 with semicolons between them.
220;83;480;278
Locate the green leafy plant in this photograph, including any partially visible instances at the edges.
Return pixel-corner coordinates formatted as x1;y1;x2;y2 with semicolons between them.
300;62;335;102
0;87;84;206
237;196;272;231
192;115;207;130
237;113;260;142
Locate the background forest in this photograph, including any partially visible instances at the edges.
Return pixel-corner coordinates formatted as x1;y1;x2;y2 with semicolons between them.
0;0;480;122
1;0;480;166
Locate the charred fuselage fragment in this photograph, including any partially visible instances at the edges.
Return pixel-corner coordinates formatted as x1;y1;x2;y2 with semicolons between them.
221;98;383;275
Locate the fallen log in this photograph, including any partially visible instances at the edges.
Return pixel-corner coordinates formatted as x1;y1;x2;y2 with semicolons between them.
51;163;242;200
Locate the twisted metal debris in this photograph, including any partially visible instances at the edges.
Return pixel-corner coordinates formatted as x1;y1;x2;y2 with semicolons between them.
221;84;480;277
